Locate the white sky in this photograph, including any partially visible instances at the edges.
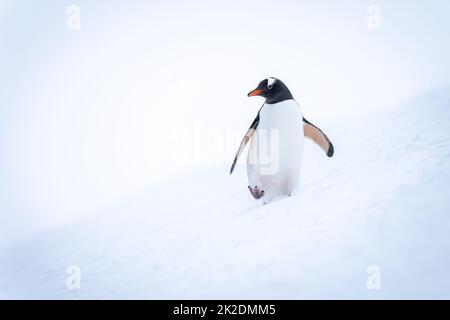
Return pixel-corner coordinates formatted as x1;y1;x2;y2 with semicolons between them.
1;0;450;245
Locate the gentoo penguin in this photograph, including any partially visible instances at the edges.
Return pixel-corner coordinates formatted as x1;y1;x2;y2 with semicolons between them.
230;77;334;202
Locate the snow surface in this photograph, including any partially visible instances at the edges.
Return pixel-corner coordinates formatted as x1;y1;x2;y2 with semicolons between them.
1;88;450;299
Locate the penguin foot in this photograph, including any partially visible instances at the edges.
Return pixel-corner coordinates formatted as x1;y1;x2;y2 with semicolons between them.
248;185;265;200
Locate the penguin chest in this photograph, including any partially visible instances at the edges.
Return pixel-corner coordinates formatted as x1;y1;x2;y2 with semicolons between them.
247;100;304;198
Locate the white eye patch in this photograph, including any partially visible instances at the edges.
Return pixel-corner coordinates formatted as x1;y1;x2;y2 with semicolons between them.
267;77;276;88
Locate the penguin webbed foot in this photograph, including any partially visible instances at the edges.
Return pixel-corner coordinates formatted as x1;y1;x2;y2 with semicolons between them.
248;185;265;200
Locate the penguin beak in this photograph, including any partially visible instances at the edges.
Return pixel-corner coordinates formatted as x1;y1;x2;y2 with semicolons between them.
247;89;263;97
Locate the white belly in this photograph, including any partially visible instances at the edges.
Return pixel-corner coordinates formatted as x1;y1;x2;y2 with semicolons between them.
247;99;304;201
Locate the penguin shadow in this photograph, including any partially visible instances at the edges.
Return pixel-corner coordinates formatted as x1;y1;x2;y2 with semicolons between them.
233;192;296;218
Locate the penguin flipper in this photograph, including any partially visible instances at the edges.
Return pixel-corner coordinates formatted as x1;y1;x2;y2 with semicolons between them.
230;114;260;174
303;118;334;157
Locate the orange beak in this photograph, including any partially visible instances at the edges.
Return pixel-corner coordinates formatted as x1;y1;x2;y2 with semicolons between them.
247;89;263;97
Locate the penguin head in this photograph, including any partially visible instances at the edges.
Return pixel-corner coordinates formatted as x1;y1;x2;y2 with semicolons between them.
247;77;294;104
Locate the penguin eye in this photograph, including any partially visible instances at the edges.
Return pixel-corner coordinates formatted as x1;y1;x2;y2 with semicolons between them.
267;84;273;89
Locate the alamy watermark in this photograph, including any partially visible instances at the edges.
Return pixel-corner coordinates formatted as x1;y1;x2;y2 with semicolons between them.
366;265;381;290
66;5;82;31
366;5;382;30
66;265;82;290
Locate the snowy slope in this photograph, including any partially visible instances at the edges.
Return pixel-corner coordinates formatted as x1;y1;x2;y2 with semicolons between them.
1;88;450;299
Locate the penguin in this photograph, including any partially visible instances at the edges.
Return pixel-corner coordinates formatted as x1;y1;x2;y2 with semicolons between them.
230;77;334;202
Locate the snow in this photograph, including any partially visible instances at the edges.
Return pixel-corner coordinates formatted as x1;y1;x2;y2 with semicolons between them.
1;88;450;299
